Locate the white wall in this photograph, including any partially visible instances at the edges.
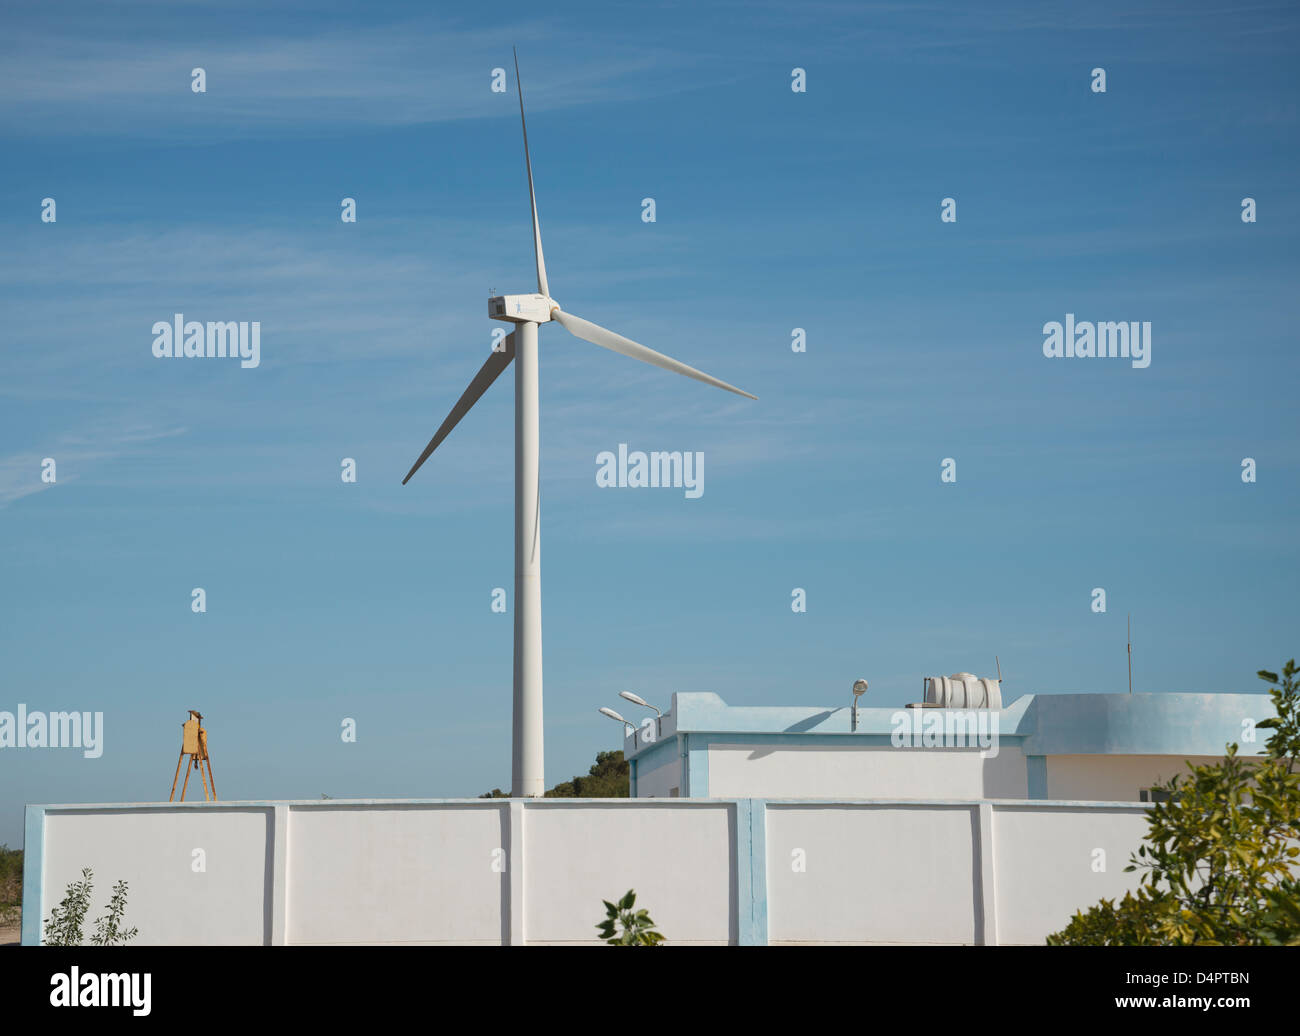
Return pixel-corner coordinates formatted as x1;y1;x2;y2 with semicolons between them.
766;804;979;944
707;743;1027;799
993;805;1149;944
28;797;1154;946
288;805;507;945
42;808;270;945
524;803;733;944
635;754;681;799
1045;754;1223;801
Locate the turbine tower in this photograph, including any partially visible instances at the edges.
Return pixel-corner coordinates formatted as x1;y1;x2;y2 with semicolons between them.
402;51;756;797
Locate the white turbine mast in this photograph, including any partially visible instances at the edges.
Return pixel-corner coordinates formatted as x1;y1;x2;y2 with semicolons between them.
402;49;756;797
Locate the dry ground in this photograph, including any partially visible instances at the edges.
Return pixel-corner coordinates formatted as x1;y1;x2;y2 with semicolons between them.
0;904;20;945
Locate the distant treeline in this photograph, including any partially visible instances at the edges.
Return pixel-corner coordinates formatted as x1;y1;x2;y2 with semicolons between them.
480;750;628;799
0;844;21;921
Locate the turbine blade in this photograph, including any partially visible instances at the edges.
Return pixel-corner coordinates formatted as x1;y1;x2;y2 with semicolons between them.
513;48;549;298
552;310;757;400
401;333;516;484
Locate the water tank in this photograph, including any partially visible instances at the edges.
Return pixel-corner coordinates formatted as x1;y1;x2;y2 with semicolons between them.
924;673;1002;709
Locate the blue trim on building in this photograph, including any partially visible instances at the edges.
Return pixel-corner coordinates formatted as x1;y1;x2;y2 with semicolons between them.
734;799;752;943
26;795;1156;811
624;691;1276;765
733;799;770;945
21;806;44;946
670;730;908;750
1026;756;1048;799
749;800;768;945
686;735;710;797
646;692;1036;741
625;735;683;797
1017;693;1270;756
629;735;677;774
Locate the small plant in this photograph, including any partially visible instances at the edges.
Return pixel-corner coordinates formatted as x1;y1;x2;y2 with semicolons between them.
91;878;139;946
44;868;93;946
597;889;664;945
43;868;138;946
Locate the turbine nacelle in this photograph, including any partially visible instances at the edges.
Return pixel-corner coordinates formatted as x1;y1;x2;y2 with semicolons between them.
489;293;557;324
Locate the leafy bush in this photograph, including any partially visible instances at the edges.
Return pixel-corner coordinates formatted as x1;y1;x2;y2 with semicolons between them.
0;844;21;928
43;868;139;946
1048;660;1300;945
43;869;93;946
597;889;665;945
90;876;139;946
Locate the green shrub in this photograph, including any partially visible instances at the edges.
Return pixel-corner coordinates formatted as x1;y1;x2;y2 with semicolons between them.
596;889;665;945
43;867;139;946
0;844;21;927
1049;660;1300;945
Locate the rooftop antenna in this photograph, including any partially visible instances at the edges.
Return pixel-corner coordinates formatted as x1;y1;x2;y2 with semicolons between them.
1127;614;1133;694
995;655;1002;683
401;49;755;797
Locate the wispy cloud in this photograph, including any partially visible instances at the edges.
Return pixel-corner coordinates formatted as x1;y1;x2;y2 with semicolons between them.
0;14;714;138
0;424;186;507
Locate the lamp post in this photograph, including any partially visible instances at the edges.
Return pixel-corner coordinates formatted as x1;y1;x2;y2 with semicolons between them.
598;706;636;739
618;690;663;741
851;679;868;732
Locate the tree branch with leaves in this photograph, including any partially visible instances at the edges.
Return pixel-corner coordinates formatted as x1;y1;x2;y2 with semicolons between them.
1048;660;1300;945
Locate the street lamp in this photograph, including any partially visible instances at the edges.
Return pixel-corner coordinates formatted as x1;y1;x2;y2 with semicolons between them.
598;706;635;738
618;690;662;740
851;679;869;732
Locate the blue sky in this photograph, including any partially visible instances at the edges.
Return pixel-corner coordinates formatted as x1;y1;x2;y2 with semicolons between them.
1;0;1297;846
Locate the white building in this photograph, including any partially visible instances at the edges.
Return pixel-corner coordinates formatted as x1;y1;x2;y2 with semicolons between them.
624;689;1274;802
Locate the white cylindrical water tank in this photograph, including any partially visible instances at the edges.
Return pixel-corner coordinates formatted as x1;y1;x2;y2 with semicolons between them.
924;674;1002;709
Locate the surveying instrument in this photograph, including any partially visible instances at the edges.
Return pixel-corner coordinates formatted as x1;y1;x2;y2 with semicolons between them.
169;710;217;802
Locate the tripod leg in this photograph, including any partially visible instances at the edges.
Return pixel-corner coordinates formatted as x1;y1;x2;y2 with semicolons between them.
198;756;211;801
205;753;217;801
169;751;185;802
180;757;193;801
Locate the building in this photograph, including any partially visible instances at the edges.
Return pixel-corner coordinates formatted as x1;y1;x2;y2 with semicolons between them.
625;689;1276;802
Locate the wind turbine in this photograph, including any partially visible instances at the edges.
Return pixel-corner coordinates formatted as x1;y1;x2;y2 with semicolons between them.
401;51;756;797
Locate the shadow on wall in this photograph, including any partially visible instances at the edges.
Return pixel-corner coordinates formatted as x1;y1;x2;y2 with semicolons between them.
747;710;838;759
261;810;274;945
